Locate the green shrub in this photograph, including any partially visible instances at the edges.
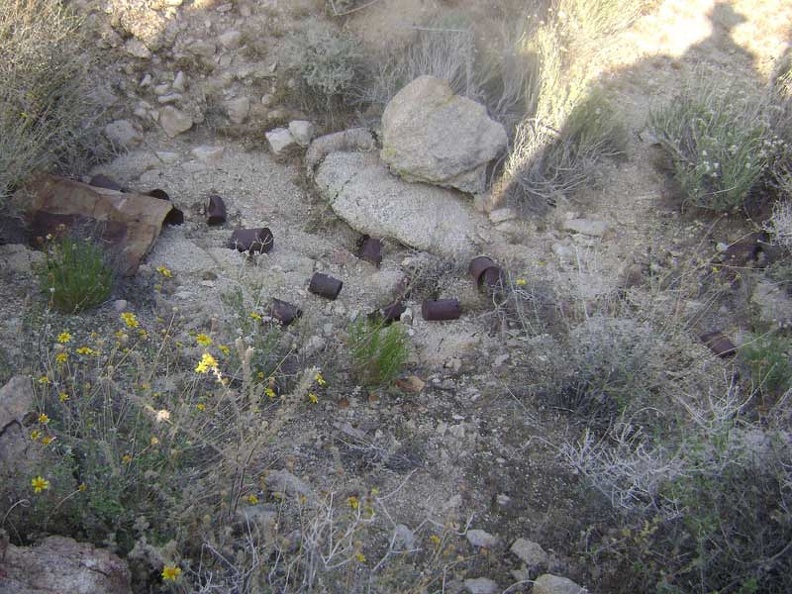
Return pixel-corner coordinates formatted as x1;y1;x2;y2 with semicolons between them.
739;334;792;403
650;85;773;212
348;317;409;387
0;0;104;201
37;234;115;313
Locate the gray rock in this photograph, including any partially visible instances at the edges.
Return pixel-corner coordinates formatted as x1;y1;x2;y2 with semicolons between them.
124;38;151;58
187;40;217;58
289;120;315;147
172;70;187;91
510;537;550;569
561;218;609;237
266;128;297;155
192;145;225;164
0;244;44;274
751;280;792;328
218;29;242;49
305;127;376;171
265;469;314;501
392;524;417;551
532;574;588;594
466;529;499;548
315;151;486;258
488;207;516;224
464;577;499;594
104;119;142;148
157;93;182;104
226;96;251;124
380;76;507;194
2;536;132;594
159;106;193;137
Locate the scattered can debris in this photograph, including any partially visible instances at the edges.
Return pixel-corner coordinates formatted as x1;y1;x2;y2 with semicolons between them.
206;194;227;225
700;330;737;358
469;256;496;283
422;298;462;321
229;227;274;253
357;235;383;267
269;298;302;326
308;272;343;300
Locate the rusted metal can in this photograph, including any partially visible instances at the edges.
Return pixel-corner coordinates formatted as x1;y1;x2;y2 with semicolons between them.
700;330;737;358
229;228;274;253
357;236;383;267
421;298;462;321
148;189;185;226
308;272;343;300
269;298;302;326
207;194;227;225
469;256;496;283
379;300;406;323
480;266;506;293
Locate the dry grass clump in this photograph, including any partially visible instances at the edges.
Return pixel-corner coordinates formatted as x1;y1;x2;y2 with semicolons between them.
0;0;105;202
497;0;651;213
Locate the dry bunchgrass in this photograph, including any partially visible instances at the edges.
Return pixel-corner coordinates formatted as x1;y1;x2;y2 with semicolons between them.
0;0;105;202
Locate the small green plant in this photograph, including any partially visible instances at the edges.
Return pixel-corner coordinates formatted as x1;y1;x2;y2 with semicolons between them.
650;84;774;212
739;334;792;403
348;317;409;387
37;234;115;313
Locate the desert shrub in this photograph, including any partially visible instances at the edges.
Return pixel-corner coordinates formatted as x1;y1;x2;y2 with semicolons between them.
764;199;792;251
37;234;115;313
282;18;365;109
0;0;105;201
544;316;665;431
650;84;777;212
497;0;646;213
503;89;627;212
562;378;792;593
348;317;409;387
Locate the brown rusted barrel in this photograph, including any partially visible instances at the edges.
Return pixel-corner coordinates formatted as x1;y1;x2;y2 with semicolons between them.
480;266;506;293
422;298;461;321
269;298;302;326
700;330;737;358
379;300;405;322
357;236;383;267
229;228;274;253
207;195;227;225
148;189;185;226
308;272;343;300
469;256;496;283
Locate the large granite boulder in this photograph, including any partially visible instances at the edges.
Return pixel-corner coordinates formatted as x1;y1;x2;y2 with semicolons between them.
380;76;507;194
315;151;490;258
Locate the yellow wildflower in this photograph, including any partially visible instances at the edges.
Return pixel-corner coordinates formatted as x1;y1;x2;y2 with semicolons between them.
355;551;366;563
156;265;173;278
122;454;133;464
196;333;212;347
55;352;69;365
78;483;87;491
57;332;72;344
265;387;277;399
37;376;50;385
218;344;230;356
30;429;41;440
249;311;262;322
41;435;55;446
150;436;160;446
515;278;527;287
120;312;139;329
58;392;69;402
195;352;219;374
75;346;97;356
38;413;50;425
246;494;259;505
308;392;319;404
429;534;442;547
347;495;360;510
161;564;182;581
196;402;206;412
314;372;327;386
31;476;50;493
